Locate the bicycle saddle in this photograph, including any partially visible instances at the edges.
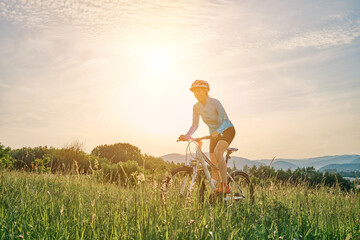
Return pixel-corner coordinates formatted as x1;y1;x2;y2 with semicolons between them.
227;148;238;153
226;148;238;160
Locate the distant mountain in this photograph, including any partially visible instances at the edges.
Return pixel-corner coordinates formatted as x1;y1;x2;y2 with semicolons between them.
161;153;187;164
161;153;263;170
160;153;360;172
257;155;360;170
161;152;216;165
319;163;360;172
272;161;299;171
227;156;262;170
351;157;360;164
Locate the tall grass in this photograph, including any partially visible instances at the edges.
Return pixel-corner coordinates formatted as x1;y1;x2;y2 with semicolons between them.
0;171;359;239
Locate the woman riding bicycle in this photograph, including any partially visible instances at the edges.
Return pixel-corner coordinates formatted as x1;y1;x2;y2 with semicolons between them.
179;80;236;194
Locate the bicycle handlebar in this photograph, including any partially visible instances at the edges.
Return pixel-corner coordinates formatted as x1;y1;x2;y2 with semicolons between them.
177;135;219;170
177;135;211;142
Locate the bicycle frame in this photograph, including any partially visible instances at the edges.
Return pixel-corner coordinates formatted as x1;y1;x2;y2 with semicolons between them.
183;137;246;200
195;143;217;190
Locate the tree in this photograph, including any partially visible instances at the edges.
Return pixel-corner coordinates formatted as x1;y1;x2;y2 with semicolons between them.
11;146;49;169
0;143;16;170
91;143;142;164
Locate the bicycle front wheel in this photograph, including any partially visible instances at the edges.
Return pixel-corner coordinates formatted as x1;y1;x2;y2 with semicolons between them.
226;170;254;203
162;166;206;205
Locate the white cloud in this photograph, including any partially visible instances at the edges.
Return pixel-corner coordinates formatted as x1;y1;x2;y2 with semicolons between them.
1;0;359;51
274;19;360;49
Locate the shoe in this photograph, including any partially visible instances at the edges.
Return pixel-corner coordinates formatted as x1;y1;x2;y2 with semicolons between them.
215;182;231;194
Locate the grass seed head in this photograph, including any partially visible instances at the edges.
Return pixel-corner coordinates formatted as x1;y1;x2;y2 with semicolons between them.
60;204;64;216
137;173;145;185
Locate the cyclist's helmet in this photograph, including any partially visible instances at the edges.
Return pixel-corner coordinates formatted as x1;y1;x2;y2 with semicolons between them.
190;80;210;92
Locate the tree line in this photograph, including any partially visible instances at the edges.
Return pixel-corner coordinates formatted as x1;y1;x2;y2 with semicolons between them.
0;142;179;185
243;164;355;192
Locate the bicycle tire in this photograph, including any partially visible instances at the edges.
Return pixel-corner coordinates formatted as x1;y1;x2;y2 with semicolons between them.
227;170;254;203
162;166;206;204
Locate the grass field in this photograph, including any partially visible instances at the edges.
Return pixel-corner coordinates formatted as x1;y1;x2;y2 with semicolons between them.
0;171;359;239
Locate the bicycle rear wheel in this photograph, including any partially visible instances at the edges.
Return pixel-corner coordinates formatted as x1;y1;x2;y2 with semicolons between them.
226;170;254;203
162;166;206;205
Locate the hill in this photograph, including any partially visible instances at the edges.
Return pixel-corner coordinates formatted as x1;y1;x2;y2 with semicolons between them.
161;153;263;170
271;161;299;171
319;163;360;172
160;153;187;164
161;153;360;172
351;157;360;164
227;156;262;170
257;155;360;170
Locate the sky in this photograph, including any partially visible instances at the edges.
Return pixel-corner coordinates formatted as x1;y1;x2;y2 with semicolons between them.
0;0;360;160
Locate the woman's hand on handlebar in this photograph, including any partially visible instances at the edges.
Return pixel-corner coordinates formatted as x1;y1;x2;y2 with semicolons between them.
177;134;190;142
177;135;211;142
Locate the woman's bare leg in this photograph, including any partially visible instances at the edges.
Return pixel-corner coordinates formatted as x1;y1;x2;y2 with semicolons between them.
214;140;229;183
210;153;221;182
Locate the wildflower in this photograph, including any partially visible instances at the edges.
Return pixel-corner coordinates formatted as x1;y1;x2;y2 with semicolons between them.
189;219;195;224
279;237;283;240
152;180;158;191
137;173;145;185
270;181;275;191
60;204;64;216
94;158;99;170
18;235;23;239
73;160;79;175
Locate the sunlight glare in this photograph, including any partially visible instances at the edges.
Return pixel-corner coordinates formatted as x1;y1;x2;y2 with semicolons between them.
147;51;171;73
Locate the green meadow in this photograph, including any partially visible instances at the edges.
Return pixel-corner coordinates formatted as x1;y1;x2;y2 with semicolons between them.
1;171;359;240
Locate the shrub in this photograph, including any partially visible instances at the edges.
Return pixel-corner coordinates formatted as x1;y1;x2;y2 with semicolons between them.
100;160;140;185
91;143;142;164
247;165;353;191
11;146;49;170
33;157;51;173
0;143;16;170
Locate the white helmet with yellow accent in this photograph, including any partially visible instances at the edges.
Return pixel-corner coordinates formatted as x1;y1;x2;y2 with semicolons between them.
190;80;210;92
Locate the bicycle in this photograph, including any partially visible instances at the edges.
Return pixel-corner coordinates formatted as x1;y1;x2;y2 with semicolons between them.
162;136;254;204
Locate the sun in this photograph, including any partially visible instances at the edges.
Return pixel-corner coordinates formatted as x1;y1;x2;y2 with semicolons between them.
147;51;171;72
124;41;181;76
145;47;174;75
